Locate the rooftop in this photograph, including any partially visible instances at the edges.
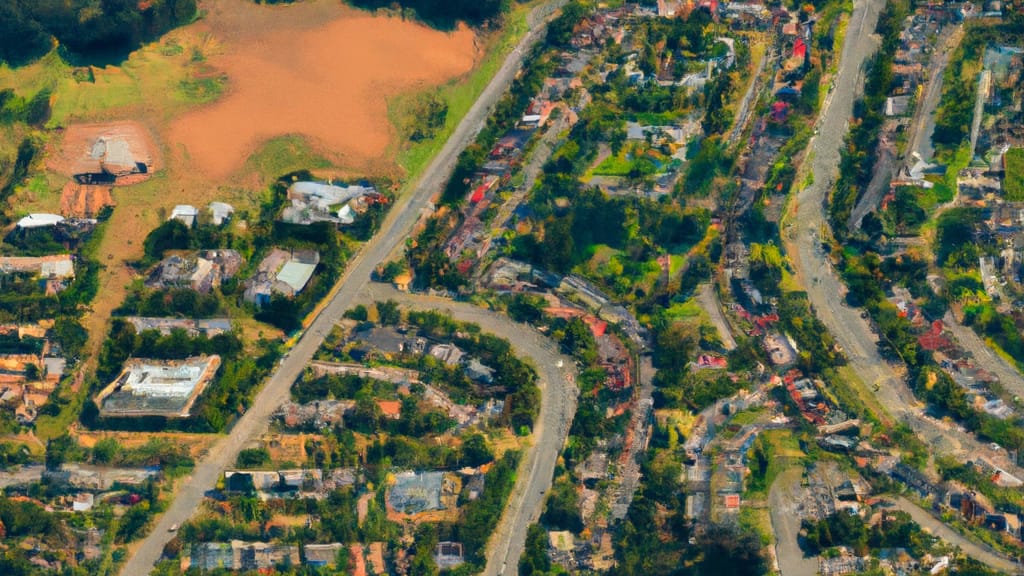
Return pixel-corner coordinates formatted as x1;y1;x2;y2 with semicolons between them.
97;356;221;418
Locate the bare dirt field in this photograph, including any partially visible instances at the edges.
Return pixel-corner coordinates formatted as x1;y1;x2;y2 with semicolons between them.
169;0;479;180
47;120;161;178
60;182;116;218
74;429;218;460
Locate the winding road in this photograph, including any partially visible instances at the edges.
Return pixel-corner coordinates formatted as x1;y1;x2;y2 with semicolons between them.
120;2;569;574
362;284;577;576
785;0;1023;475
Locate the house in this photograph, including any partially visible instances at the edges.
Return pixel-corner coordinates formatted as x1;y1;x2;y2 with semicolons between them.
170;205;199;227
434;542;465;570
304;543;344;568
208;202;235;226
464;358;495;384
349;544;367;576
377;400;402;420
884;95;911;117
244;248;320;306
429;343;464;366
793;37;807;60
72;493;94;512
366;542;386;574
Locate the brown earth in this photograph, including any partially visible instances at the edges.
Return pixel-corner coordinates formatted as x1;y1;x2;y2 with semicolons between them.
73;429;218;460
46;120;161;178
60;182;116;218
169;0;478;179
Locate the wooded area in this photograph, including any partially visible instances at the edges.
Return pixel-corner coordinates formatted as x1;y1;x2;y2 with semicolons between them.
0;0;197;65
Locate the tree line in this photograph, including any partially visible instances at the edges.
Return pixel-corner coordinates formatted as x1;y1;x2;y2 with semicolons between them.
0;0;197;66
348;0;513;28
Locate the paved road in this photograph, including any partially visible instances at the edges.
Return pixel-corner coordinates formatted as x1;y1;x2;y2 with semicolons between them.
696;283;737;350
787;0;1024;490
888;497;1022;574
905;25;963;166
362;284;577;576
944;311;1024;401
120;3;568;573
769;468;819;576
783;0;1024;476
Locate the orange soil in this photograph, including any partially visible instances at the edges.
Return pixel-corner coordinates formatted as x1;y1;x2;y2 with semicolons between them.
60;182;116;218
169;1;478;179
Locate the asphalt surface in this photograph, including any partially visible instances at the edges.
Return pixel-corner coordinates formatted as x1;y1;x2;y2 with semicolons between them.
943;311;1024;402
784;0;1024;471
361;284;577;576
120;3;568;574
696;283;737;350
904;25;962;166
769;468;819;576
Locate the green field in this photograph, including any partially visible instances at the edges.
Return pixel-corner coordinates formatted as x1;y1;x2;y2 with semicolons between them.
1005;148;1024;201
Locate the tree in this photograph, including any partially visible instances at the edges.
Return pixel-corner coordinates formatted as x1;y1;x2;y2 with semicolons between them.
519;523;552;576
344;304;369;322
377;300;401;326
235;447;271;469
697;523;768;576
460;434;494;467
92;437;121;464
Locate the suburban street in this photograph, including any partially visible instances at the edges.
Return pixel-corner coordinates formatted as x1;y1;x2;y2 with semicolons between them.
943;310;1024;401
120;2;569;573
361;284;577;576
888;497;1022;573
785;0;1024;476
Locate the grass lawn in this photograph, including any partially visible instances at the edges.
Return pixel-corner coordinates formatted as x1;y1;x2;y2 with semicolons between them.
0;33;220;127
243;135;335;181
730;407;765;427
744;429;804;500
829;365;893;427
669;254;686;277
739;507;774;546
591;152;635;176
665;298;704;320
1005;148;1024;201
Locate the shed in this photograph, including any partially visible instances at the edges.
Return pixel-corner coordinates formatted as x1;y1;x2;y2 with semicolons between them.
208;202;234;226
170;205;199;227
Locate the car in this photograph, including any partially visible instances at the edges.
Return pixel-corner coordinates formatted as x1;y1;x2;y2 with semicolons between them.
169;523;179;532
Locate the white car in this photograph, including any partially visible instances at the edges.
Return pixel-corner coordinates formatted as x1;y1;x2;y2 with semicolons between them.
169;523;179;532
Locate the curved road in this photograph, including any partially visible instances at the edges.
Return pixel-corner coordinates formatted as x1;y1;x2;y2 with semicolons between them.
781;0;1024;569
888;497;1021;574
361;284;577;576
785;0;1024;476
120;2;569;573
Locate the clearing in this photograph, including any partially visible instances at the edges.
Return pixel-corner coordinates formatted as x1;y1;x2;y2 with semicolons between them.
169;1;478;179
